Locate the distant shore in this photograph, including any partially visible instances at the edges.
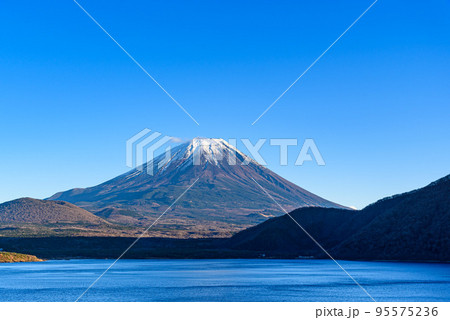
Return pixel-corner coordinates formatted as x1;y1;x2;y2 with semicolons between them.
0;251;43;263
0;237;448;262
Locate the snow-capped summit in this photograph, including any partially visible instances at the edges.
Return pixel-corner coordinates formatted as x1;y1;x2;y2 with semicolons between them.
184;138;243;165
177;137;252;164
140;137;254;176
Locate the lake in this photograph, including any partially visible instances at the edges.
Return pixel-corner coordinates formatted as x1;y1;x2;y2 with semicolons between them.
0;259;448;302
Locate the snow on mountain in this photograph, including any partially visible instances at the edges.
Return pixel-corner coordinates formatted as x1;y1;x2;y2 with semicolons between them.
134;138;255;177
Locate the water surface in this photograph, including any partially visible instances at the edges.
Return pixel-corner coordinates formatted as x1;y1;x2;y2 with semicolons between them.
0;259;448;301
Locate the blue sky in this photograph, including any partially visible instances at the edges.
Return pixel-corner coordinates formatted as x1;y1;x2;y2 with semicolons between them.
1;0;449;208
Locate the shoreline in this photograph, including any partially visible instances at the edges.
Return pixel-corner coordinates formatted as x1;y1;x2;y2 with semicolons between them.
0;251;44;263
1;236;448;263
25;256;450;264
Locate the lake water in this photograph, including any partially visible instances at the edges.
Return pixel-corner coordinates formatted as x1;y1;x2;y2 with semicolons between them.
0;259;448;302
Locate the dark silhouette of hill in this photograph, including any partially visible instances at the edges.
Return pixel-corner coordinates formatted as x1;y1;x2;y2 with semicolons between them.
226;207;355;257
331;175;449;260
226;175;450;261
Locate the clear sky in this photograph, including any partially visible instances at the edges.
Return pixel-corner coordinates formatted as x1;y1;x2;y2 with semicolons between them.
1;0;449;209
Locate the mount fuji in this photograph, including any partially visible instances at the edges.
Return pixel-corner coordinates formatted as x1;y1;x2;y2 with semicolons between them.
48;138;346;238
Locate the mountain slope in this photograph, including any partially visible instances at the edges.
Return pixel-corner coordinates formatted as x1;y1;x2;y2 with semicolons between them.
0;198;105;224
0;198;128;237
226;207;355;256
332;175;450;260
49;138;345;238
226;175;450;261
